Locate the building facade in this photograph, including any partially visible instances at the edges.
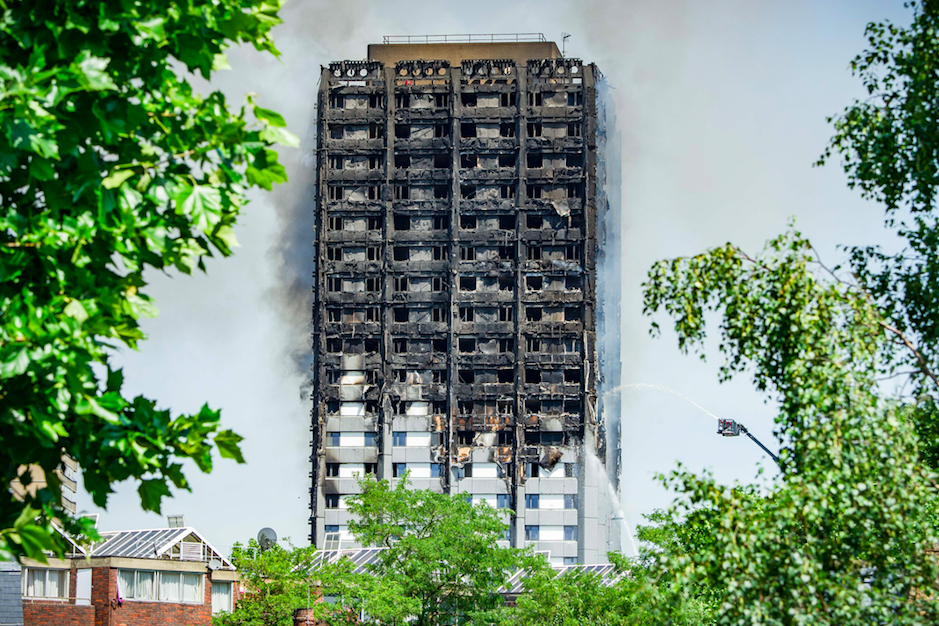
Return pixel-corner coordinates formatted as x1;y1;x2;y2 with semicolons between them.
1;525;239;626
310;36;620;564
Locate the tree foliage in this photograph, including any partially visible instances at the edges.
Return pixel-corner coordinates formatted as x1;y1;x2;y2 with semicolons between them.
213;539;318;626
0;0;293;562
316;476;525;626
638;4;939;622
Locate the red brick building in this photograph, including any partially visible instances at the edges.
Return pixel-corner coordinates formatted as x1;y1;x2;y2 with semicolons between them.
17;525;239;626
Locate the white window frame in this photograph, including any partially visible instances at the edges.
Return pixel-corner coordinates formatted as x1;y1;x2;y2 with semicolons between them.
22;567;69;600
118;569;204;604
211;580;233;614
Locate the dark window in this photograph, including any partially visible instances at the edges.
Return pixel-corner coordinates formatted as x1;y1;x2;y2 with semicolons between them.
498;154;516;167
525;525;539;541
525;368;541;383
433;154;449;168
394;214;410;230
528;184;543;199
457;430;474;445
526;494;539;509
526;307;542;321
461;154;478;168
566;153;583;167
395;93;410;108
460;277;476;291
499;123;515;138
461;122;476;137
459;307;475;322
394;247;409;261
395;154;410;169
458;370;475;384
527;153;543;168
325;494;340;508
393;308;408;322
527;123;542;137
499;215;516;229
460;215;477;229
565;369;582;383
325;463;339;477
434;185;449;199
393;338;408;353
567;123;582;137
461;93;477;107
395;124;410;139
435;94;449;108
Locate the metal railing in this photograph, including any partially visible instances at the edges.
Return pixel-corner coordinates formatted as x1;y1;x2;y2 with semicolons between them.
382;33;547;45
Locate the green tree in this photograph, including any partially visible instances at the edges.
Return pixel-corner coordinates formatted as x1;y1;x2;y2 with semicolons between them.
316;476;525;626
0;0;294;561
213;539;318;626
638;5;939;623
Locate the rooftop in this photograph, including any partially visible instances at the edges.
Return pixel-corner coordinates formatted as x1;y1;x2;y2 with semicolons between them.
367;35;562;66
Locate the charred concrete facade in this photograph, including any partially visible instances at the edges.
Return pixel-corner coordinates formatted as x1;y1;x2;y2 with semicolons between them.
310;39;618;565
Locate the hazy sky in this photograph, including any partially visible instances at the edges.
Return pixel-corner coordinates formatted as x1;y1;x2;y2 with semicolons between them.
85;0;909;555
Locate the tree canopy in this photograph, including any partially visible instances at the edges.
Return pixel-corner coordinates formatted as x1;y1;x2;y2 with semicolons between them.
0;0;293;561
639;1;939;623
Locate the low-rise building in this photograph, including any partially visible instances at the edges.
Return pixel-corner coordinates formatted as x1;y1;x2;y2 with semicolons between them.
8;523;239;626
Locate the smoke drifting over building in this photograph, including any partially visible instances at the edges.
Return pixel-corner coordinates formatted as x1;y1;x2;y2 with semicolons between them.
309;36;622;564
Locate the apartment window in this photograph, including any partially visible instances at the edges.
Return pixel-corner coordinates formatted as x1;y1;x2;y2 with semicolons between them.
368;216;383;230
395;124;410;139
368;123;383;139
434;154;449;168
525;494;539;509
500;185;515;199
499;215;516;229
498;154;516;168
526;307;542;322
369;94;384;108
327;432;341;447
564;369;582;383
500;123;515;137
459;338;476;353
459;277;476;291
565;307;582;321
528;246;542;260
393;214;410;231
461;93;477;107
498;338;514;352
393;338;408;353
434;185;449;199
565;494;578;509
525;368;541;383
433;216;448;229
564;526;578;541
500;93;516;107
393;432;407;446
461;154;478;168
394;277;408;292
565;463;575;478
325;494;340;508
567;92;583;106
462;463;473;478
325;463;339;477
329;156;344;169
567;184;579;198
434;124;449;138
328;186;344;201
563;557;578;566
395;154;410;169
567;123;582;137
525;525;539;541
458;369;475;384
461;184;476;199
527;153;543;168
526;337;541;352
395;93;410;108
368;155;382;169
395;185;410;200
460;247;476;261
528;92;543;106
434;94;449;108
394;247;409;262
329;126;343;139
566;153;583;167
527;276;543;290
330;95;345;109
431;307;445;322
527;123;542;137
328;216;343;231
365;277;380;292
23;568;68;599
431;463;443;477
118;570;202;604
497;494;511;509
460;215;477;229
461;122;476;137
459;307;474;322
212;581;232;614
498;429;514;444
393;463;407;478
527;215;543;229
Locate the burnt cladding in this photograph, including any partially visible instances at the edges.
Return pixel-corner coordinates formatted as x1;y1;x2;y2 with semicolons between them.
310;41;615;565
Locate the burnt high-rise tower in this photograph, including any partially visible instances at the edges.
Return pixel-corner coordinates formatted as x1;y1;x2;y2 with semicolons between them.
310;35;621;565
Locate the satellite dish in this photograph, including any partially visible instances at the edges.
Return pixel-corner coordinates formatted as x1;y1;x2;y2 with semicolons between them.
207;559;222;571
257;527;277;551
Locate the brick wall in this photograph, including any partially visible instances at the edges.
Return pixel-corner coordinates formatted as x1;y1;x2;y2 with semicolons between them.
93;567;213;626
22;602;94;626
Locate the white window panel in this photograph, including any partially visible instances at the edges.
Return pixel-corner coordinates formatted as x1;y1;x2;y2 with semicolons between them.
406;402;429;416
472;495;498;508
339;464;365;478
338;495;351;509
543;464;566;479
540;494;565;510
23;568;68;599
406;432;431;447
407;463;432;478
211;581;232;614
159;572;181;602
473;463;499;478
340;371;365;385
539;526;565;542
340;402;365;416
341;433;366;447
